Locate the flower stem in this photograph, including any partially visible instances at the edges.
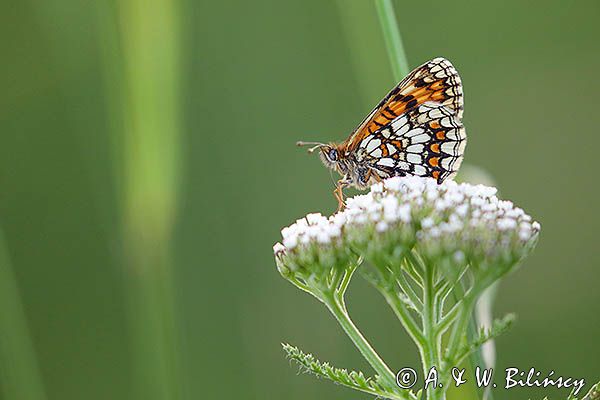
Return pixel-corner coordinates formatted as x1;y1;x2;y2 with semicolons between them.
444;295;476;364
334;264;357;309
324;294;398;391
396;268;423;311
375;0;410;82
378;285;424;348
367;257;424;347
421;262;443;400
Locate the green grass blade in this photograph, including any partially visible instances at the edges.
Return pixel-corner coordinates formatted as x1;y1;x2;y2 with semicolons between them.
96;0;185;398
375;0;410;81
0;230;47;400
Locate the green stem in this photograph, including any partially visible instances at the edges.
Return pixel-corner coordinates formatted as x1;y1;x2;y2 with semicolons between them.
435;297;463;337
444;295;476;365
421;263;443;400
438;293;477;396
324;294;398;392
402;258;424;288
396;270;423;312
444;269;500;368
330;265;343;284
375;0;410;82
406;251;425;288
436;265;469;313
285;275;319;299
380;287;424;347
369;259;423;347
337;268;353;295
335;265;357;309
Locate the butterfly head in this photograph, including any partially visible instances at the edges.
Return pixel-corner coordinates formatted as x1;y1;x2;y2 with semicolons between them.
297;141;345;169
297;140;373;190
319;145;341;169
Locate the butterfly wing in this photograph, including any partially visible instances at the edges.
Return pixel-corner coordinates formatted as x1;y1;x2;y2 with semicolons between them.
341;57;463;152
357;102;466;183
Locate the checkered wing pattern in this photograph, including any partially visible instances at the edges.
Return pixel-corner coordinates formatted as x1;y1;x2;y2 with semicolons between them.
357;102;466;183
342;57;464;156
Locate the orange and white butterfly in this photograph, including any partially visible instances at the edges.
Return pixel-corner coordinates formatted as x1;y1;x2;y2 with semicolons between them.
298;57;466;210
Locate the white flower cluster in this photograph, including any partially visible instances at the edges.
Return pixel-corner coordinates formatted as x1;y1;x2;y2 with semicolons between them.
277;213;346;250
274;177;540;270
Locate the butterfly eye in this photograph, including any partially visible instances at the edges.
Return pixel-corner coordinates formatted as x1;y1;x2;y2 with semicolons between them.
328;149;338;162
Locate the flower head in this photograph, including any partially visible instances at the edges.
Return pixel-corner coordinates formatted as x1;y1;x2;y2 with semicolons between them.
275;177;539;281
274;212;355;278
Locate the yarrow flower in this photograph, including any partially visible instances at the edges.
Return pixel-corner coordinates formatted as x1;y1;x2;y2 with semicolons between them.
274;212;355;278
274;176;540;281
275;176;544;400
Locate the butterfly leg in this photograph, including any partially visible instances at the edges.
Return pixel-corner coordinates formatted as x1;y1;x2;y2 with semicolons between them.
364;168;382;185
334;184;345;212
334;177;349;212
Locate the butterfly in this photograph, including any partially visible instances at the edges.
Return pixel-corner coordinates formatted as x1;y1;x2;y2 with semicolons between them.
297;57;466;211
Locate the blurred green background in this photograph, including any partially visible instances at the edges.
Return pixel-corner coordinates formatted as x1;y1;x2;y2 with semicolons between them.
0;0;598;399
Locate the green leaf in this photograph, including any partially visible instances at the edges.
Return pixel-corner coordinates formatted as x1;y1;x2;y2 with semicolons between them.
544;380;599;400
282;343;412;400
454;314;516;365
578;381;599;400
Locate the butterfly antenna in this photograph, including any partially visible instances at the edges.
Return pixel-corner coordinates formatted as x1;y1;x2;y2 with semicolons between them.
296;141;326;154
